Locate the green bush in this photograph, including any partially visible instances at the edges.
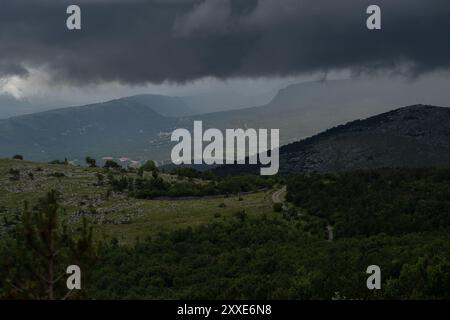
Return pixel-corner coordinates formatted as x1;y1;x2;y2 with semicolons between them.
273;203;283;212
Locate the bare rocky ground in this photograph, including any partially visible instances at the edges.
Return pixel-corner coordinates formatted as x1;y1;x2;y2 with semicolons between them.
0;159;144;237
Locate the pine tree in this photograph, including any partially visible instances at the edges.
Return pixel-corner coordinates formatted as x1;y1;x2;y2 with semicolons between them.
2;190;96;299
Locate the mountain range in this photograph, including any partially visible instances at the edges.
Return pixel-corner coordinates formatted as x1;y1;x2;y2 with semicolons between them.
2;79;450;166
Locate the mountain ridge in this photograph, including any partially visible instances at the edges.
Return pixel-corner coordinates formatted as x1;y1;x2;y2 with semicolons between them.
213;104;450;175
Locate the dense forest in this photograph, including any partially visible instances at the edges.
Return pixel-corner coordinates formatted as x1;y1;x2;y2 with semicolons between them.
88;220;450;299
1;167;449;299
286;168;450;237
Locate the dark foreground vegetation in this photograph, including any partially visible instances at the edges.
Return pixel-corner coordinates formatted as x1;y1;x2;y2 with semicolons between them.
1;168;450;299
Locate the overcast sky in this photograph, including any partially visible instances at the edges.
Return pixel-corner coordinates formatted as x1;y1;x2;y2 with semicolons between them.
0;0;449;115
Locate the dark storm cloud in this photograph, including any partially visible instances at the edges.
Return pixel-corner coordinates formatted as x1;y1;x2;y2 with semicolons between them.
0;0;449;85
0;62;29;78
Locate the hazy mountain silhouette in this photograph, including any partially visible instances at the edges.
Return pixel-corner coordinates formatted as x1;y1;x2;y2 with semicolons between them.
0;96;184;162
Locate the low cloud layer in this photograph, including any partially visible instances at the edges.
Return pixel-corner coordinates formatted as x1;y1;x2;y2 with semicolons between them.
0;0;449;85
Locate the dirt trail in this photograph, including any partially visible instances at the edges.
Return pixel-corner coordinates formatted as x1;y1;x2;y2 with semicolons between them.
326;224;334;242
271;186;286;203
272;186;334;241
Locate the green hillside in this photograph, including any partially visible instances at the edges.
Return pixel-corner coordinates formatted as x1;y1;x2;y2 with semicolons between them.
1;158;449;299
0;158;278;244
